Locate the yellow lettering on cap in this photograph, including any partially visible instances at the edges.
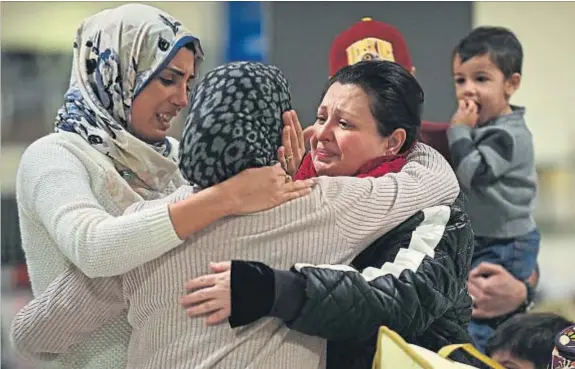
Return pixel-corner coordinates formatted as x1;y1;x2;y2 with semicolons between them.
346;37;395;66
361;17;372;22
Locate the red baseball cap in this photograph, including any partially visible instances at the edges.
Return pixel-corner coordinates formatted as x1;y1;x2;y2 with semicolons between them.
329;17;413;76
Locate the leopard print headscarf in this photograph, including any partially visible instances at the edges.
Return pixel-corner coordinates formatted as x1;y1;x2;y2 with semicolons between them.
179;61;292;188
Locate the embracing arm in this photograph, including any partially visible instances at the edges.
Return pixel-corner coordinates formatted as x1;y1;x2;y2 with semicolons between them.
123;184;236;241
8;150;249;359
10;269;125;360
280;206;473;341
17;140;194;277
18;140;311;278
230;201;474;341
322;143;460;246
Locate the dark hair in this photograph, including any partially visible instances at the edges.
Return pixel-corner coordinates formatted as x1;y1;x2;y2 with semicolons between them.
486;312;574;369
453;26;523;78
323;60;423;153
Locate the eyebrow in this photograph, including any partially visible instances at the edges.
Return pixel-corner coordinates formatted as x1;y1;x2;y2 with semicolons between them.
335;106;356;118
453;70;489;76
318;106;356;119
166;66;195;80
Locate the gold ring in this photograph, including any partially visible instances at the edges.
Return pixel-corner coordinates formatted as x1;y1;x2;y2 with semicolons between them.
285;155;293;163
284;174;292;183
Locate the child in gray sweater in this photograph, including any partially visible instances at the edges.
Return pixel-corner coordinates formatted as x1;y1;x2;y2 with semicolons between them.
447;26;540;352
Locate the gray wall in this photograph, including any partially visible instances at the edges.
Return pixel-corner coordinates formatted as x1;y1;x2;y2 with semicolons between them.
267;1;472;125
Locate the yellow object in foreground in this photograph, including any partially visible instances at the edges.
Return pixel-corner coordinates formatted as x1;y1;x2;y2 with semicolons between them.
372;326;506;369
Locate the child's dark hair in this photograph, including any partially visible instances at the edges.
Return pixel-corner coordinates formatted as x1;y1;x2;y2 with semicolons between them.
453;26;523;78
323;60;423;153
486;312;574;369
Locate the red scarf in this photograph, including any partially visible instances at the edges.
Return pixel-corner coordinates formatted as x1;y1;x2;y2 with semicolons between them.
295;150;410;180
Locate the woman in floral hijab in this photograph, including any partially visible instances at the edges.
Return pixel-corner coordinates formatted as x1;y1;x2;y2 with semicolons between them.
54;3;203;196
11;4;312;369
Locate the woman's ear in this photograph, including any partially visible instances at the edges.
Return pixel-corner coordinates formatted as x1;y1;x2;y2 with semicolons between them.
385;128;407;156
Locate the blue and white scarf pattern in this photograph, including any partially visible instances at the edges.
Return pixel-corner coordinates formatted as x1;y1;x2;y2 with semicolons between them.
56;4;204;191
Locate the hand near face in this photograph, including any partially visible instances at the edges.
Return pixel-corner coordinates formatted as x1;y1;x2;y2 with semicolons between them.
278;110;307;178
467;262;527;319
451;99;479;128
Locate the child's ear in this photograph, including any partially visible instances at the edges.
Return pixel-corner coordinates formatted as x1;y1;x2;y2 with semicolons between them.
505;73;522;97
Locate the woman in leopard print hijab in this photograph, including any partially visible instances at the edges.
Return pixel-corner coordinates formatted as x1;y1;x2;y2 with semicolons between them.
179;61;292;188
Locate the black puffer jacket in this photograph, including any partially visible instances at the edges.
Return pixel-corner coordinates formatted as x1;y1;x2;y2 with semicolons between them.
230;195;475;368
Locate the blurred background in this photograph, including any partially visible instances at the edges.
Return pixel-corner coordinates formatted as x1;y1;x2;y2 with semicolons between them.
1;2;574;367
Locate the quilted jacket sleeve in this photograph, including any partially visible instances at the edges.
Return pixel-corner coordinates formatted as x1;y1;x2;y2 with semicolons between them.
229;199;474;344
284;201;473;342
283;202;473;341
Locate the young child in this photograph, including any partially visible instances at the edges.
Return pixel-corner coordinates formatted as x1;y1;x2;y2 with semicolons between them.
447;26;540;351
486;313;573;369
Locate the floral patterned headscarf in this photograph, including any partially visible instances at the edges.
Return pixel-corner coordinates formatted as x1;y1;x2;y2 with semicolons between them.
55;4;203;191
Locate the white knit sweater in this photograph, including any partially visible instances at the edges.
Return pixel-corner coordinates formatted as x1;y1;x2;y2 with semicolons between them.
12;135;459;369
13;132;186;369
